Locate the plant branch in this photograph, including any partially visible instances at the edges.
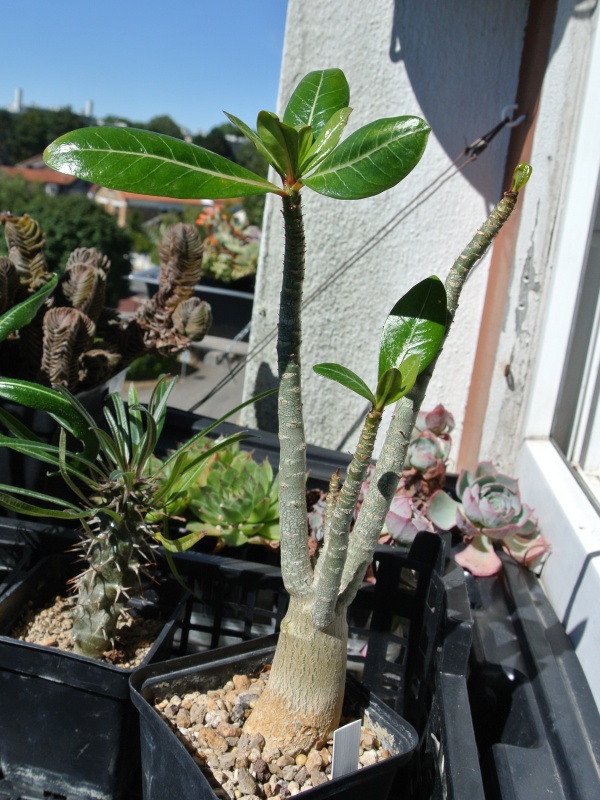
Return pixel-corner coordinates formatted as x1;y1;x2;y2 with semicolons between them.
277;192;313;595
338;189;521;607
312;408;382;628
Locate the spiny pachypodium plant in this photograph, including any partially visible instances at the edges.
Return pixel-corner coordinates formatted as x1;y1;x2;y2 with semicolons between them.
0;214;211;392
0;375;264;659
44;68;531;749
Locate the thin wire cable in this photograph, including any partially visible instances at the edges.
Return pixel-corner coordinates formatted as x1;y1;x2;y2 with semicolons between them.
187;114;513;413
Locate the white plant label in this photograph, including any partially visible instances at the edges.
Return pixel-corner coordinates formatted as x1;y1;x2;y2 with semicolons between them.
331;718;362;779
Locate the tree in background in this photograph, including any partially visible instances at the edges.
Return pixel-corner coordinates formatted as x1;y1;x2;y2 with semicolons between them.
144;114;184;139
0;108;89;165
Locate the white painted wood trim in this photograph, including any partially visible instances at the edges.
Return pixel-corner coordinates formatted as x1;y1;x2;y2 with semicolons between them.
518;439;600;708
524;15;600;439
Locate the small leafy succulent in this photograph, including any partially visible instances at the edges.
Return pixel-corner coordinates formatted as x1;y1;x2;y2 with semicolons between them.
414;403;455;439
428;461;548;576
159;437;280;549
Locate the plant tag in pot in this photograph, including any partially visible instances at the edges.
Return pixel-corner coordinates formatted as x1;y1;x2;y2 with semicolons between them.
331;719;361;778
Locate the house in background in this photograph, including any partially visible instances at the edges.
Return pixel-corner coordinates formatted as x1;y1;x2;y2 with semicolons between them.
242;0;600;705
90;185;209;228
2;154;91;197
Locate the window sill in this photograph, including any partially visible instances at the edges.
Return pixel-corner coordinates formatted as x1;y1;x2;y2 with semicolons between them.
518;438;600;709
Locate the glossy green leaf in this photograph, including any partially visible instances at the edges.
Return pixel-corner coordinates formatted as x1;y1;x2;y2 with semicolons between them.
313;363;376;405
375;367;404;411
378;277;446;380
299;107;352;173
44;127;281;199
0;274;57;344
224;112;275;167
283;69;350;138
256;111;299;179
303;116;430;200
0;484;89;519
297;125;314;170
0;378;98;459
375;353;421;409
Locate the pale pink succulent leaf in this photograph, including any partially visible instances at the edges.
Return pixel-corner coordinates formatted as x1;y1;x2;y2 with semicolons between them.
427;489;459;530
455;535;503;576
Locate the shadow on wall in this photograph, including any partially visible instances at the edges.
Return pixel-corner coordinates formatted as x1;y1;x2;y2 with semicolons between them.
388;0;596;205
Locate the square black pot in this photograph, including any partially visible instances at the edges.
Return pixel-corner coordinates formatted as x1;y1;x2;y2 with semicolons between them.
130;635;418;800
0;553;187;800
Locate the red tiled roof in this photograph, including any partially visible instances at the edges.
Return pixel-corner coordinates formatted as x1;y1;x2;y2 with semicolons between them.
2;165;77;185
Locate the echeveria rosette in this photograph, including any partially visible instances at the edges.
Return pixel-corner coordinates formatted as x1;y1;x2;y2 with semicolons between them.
456;462;537;539
428;461;543;577
407;430;450;475
415;404;455;439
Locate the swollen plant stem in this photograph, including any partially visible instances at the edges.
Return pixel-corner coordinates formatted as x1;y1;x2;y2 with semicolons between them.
277;193;312;596
338;190;520;607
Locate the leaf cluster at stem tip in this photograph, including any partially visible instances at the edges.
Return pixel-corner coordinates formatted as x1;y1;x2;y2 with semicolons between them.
44;68;430;203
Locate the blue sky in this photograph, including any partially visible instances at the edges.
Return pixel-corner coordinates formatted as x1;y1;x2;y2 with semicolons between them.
1;1;288;134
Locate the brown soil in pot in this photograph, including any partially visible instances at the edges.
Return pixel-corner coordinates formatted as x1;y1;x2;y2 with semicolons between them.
11;593;165;668
156;668;393;800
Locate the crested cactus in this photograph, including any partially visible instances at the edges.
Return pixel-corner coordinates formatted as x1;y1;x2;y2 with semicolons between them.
0;214;212;392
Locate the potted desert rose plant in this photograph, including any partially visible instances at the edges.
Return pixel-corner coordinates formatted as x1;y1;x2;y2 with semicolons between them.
43;68;530;798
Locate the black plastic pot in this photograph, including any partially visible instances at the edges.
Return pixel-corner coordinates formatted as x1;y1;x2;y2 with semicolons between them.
130;635;418;800
466;554;600;800
0;553;187;800
165;532;482;800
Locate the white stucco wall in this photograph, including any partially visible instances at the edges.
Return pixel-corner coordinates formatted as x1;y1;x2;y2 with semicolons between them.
242;0;528;464
481;1;598;471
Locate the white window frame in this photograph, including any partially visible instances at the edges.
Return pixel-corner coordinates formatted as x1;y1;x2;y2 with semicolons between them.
518;15;600;708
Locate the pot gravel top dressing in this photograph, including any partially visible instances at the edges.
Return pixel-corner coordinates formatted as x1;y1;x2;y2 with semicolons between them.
155;668;394;800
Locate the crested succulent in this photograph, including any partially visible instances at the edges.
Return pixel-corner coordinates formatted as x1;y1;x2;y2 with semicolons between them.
0;214;212;392
428;461;548;576
0;375;263;659
164;438;280;549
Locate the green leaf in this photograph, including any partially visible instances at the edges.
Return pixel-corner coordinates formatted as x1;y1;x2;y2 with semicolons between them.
256;111;299;179
375;354;421;409
0;484;88;519
299;107;352;174
283;69;350;138
0;379;98;460
44;127;281;199
313;363;376;405
303;116;430;200
0;274;58;344
224;112;276;167
511;162;532;192
297;126;314;168
378;276;446;380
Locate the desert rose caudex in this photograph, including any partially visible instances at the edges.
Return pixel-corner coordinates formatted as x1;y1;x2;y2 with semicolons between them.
44;69;531;750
